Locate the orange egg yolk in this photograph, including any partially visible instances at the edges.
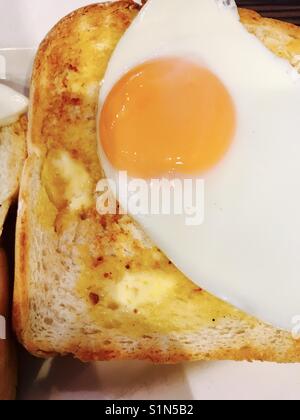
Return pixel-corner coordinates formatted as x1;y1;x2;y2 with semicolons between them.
100;58;236;179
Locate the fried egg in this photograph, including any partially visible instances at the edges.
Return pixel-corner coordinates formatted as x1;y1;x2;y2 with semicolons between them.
98;0;300;332
0;84;28;127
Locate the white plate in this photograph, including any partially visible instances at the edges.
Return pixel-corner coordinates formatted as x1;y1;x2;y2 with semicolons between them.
2;0;300;401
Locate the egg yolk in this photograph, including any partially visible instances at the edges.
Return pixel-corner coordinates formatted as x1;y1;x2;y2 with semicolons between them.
100;58;236;178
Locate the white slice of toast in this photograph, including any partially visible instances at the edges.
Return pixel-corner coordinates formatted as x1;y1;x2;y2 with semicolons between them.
13;1;300;363
0;110;26;401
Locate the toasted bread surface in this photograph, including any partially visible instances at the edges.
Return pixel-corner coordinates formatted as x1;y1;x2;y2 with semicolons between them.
14;2;300;363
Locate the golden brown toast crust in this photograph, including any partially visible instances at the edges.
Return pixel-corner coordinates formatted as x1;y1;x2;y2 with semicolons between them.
14;2;300;363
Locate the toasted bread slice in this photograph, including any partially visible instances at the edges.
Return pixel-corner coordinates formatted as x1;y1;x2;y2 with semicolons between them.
0;249;17;400
0;115;27;235
13;2;300;363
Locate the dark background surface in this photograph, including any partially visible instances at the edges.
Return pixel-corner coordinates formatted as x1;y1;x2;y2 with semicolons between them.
237;1;300;24
4;0;300;401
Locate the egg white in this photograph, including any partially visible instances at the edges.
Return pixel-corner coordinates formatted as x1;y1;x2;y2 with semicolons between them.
98;0;300;332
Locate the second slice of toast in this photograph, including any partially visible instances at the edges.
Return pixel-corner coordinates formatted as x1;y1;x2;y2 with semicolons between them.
0;115;27;235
